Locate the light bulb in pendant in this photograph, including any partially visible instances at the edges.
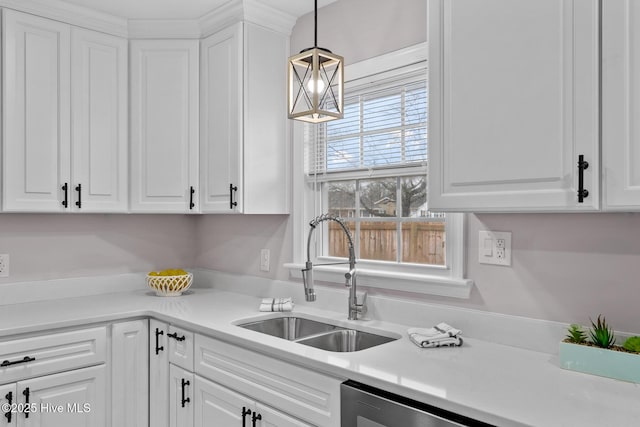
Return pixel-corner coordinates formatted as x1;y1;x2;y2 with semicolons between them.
307;78;325;93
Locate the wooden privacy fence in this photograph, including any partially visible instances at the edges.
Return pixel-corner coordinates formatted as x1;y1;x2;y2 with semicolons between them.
328;222;445;265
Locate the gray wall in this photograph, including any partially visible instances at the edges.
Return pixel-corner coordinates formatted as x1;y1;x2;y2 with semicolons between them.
290;0;427;64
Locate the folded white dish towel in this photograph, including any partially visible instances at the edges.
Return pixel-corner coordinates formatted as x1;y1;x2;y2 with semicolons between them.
408;322;463;348
259;297;294;312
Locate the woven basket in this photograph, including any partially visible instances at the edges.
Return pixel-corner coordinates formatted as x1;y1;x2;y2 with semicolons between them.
146;273;193;296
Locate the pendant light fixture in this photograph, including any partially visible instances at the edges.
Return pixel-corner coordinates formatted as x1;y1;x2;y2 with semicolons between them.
287;0;344;123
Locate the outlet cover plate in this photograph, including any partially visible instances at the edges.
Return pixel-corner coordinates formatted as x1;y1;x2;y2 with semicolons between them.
478;231;511;266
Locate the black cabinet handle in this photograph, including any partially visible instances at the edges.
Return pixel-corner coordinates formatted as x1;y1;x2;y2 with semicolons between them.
167;332;186;342
230;184;238;209
155;328;164;355
180;379;190;408
190;186;195;210
61;183;68;208
75;184;82;209
577;155;589;203
242;407;252;427
23;388;30;418
4;391;12;423
252;412;262;427
1;356;35;367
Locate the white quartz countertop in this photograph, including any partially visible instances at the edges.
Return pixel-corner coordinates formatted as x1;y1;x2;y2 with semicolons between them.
1;287;639;427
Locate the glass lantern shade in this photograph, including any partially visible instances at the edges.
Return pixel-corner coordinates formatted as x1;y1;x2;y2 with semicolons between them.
288;47;344;123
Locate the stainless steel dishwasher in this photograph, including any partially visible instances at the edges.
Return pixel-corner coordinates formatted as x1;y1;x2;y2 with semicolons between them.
341;380;495;427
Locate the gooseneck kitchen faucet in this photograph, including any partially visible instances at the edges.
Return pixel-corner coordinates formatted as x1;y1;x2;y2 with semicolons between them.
302;213;366;320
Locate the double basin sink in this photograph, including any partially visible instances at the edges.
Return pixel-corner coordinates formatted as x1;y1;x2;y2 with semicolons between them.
237;316;398;352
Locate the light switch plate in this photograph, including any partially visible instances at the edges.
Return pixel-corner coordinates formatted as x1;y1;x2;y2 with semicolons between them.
478;231;511;266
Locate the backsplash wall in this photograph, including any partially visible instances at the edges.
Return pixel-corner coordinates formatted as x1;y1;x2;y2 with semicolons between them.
0;214;195;284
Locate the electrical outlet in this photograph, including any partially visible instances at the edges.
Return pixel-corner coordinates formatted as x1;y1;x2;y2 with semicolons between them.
260;249;270;272
478;231;511;266
0;254;9;277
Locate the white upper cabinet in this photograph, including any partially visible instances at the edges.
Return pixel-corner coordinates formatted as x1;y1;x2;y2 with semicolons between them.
602;0;640;210
71;28;128;212
3;10;71;212
200;22;289;214
2;9;128;213
130;39;200;213
428;0;600;212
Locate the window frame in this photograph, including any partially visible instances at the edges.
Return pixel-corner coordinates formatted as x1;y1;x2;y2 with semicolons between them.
285;43;473;298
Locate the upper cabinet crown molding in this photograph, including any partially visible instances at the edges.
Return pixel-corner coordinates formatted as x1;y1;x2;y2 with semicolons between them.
0;0;128;37
198;0;297;38
0;0;296;39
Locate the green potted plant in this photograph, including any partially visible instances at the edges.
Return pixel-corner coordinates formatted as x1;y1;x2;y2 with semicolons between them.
559;315;640;383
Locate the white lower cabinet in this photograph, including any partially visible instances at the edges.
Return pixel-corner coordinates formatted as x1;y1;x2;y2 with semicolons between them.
150;320;170;427
195;334;341;427
194;374;313;427
111;320;149;427
0;365;105;427
169;364;194;427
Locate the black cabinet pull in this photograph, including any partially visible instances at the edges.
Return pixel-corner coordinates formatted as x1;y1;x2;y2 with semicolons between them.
155;328;164;355
61;183;69;208
189;186;195;210
1;356;35;367
252;412;262;426
4;391;12;423
242;407;252;427
230;184;238;209
75;184;82;208
167;332;186;342
180;379;190;408
23;388;30;418
577;155;589;203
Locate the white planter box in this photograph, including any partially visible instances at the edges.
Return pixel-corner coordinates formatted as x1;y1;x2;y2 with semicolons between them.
559;341;640;384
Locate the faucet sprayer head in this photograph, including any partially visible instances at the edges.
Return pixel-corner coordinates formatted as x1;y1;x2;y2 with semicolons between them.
302;261;316;301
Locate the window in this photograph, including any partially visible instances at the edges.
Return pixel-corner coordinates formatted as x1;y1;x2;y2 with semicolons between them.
312;75;447;267
287;44;472;298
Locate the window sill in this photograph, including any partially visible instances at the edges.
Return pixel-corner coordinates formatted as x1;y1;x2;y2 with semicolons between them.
283;263;473;299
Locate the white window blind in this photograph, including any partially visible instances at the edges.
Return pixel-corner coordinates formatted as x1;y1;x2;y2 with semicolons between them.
306;71;427;176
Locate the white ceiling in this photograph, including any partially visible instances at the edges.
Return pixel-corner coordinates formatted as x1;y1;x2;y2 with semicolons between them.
59;0;338;20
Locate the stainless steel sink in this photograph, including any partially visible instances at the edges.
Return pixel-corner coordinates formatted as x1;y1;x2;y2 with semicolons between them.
236;316;398;352
296;329;397;352
238;316;341;340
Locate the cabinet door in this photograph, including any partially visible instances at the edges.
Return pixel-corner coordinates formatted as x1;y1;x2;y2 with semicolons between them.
428;0;599;212
200;24;242;213
17;364;105;427
193;375;248;427
242;23;289;214
2;10;71;212
111;320;149;427
130;40;199;213
71;28;128;213
150;320;170;427
169;364;194;427
602;0;640;210
0;384;17;426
